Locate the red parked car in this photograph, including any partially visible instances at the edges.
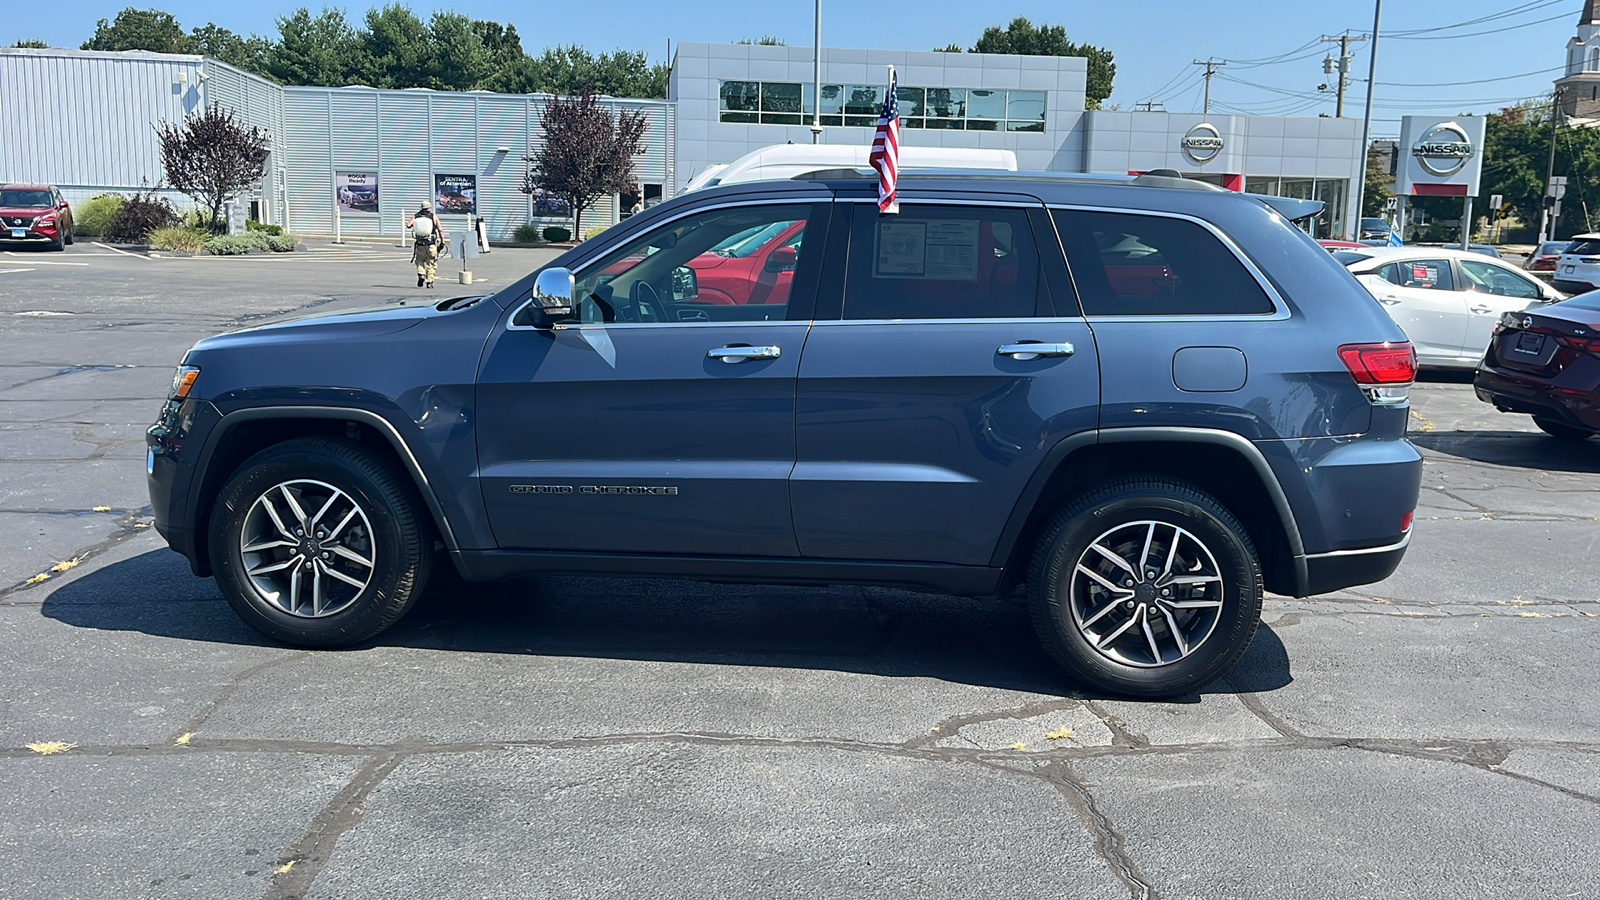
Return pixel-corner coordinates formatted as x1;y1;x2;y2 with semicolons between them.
1475;293;1600;440
0;184;74;251
1523;240;1569;273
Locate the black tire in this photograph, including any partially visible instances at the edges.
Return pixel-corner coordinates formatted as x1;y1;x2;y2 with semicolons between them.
208;437;431;647
1028;476;1263;699
48;234;64;251
1534;417;1593;441
64;228;73;246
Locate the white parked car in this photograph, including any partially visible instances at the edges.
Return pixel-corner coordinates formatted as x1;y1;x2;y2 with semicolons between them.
1553;232;1600;294
1337;247;1564;368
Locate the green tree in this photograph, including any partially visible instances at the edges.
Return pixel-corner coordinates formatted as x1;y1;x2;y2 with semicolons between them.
427;11;491;90
736;36;785;46
189;23;272;76
958;17;1115;109
472;20;523;70
1361;144;1393;217
82;7;194;53
361;3;430;88
12;39;49;48
269;8;363;87
490;45;667;99
933;43;963;53
522;87;648;237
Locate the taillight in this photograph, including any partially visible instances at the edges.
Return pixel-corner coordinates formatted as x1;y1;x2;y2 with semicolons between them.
1338;341;1415;405
1557;335;1600;356
1400;510;1413;532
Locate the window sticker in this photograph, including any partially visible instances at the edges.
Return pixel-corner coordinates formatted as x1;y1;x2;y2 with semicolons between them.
1409;263;1439;286
874;219;980;280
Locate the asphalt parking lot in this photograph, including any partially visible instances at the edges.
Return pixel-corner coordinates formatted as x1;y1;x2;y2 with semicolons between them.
1;241;1597;899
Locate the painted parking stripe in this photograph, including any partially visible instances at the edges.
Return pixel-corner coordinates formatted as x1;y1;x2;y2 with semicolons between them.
0;268;38;274
92;242;149;258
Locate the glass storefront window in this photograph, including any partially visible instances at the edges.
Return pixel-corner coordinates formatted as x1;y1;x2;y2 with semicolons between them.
896;86;925;118
760;82;802;125
720;81;759;123
718;82;1046;131
926;88;966;119
1007;90;1045;123
1240;177;1349;239
966;89;1006;119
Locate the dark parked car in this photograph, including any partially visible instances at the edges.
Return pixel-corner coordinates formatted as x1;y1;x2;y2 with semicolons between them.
0;184;73;250
1358;216;1392;242
1475;292;1600;440
146;170;1422;698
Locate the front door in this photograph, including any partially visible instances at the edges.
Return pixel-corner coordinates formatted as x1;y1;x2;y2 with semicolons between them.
476;201;828;556
1363;258;1467;363
792;201;1100;565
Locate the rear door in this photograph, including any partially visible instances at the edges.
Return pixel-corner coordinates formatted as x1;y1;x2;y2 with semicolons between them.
791;197;1099;565
1361;258;1467;363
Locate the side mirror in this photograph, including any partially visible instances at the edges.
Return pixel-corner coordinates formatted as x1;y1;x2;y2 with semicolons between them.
1520;251;1532;257
671;265;699;302
764;246;798;274
531;267;576;321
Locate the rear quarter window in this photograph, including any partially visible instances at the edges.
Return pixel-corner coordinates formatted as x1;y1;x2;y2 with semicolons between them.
1565;239;1600;256
1051;209;1276;316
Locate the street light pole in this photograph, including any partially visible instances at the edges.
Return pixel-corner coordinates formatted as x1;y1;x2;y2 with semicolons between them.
811;0;823;144
1351;0;1383;241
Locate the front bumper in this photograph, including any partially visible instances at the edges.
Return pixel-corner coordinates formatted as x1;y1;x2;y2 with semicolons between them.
147;397;221;576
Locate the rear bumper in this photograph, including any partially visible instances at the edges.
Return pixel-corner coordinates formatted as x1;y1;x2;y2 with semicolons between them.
1302;532;1410;595
1475;365;1600;431
1553;278;1600;294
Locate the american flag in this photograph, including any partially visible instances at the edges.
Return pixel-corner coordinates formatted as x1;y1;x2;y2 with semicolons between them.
868;68;900;214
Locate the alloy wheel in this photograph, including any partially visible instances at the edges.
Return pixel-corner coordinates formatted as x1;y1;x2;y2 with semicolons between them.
1068;519;1225;668
238;479;375;618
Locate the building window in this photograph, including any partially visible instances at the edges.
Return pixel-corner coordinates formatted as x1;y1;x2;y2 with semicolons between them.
718;81;1047;131
1588;46;1600;72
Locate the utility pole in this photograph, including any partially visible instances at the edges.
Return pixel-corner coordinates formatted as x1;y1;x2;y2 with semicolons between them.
1134;100;1165;112
1193;58;1226;116
1320;31;1368;118
1540;86;1566;243
1352;0;1383;241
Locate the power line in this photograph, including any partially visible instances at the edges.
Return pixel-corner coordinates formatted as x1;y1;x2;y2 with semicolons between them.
1381;0;1566;37
1382;9;1573;41
1361;63;1566;88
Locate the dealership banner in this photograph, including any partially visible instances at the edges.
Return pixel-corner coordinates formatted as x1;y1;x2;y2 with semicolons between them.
434;174;477;215
1395;116;1486;197
335;171;379;214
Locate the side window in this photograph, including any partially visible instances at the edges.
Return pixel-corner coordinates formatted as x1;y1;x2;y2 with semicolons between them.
1051;209;1275;316
1374;263;1402;285
1459;259;1540;300
1394;259;1454;291
572;203;814;324
842;205;1042;320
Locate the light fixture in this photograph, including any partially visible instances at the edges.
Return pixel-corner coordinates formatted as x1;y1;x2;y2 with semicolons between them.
196;70;211;82
494;146;511;153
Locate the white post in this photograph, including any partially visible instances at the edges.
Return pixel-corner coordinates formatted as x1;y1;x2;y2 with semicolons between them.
811;0;823;145
333;204;343;245
1460;196;1472;251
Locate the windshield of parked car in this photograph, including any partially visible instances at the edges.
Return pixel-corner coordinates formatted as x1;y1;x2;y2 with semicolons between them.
1333;250;1375;267
709;221;787;258
1360;218;1388;231
0;189;53;207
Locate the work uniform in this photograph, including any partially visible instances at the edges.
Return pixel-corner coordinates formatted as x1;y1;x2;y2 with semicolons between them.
410;209;443;287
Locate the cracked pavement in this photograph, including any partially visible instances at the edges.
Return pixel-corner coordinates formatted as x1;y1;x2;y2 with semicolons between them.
1;246;1598;899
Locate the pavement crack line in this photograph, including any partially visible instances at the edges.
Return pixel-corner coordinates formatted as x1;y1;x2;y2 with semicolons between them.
1038;759;1157;900
905;698;1087;749
174;652;315;739
1231;689;1306;739
1080;700;1147;749
263;750;406;900
0;507;157;604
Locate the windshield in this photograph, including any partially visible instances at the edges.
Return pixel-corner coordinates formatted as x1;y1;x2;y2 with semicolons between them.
1333;250;1376;267
1359;218;1388;231
1538;242;1570;256
0;189;52;207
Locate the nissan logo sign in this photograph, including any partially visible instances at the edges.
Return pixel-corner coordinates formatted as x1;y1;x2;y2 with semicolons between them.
1413;122;1474;177
1181;123;1224;164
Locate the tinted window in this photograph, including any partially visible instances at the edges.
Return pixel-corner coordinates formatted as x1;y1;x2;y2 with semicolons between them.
1459;259;1540;300
573;203;813;322
842;205;1042;320
1052;209;1275;316
1334;250;1376;267
1565;239;1600;256
1389;258;1454;291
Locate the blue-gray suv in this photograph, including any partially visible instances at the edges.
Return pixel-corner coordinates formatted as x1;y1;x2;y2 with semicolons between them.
147;170;1422;698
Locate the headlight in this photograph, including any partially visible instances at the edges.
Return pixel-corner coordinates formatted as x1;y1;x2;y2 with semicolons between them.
169;365;200;400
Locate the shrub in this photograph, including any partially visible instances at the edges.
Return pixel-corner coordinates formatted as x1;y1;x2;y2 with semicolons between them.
265;234;297;252
542;225;571;242
75;194;125;237
584;225;608;241
512;223;542;243
246;220;283;236
182;208;222;233
106;191;179;243
203;235;254;255
148;225;208;252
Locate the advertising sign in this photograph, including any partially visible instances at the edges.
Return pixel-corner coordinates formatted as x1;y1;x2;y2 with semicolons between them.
530;187;571;218
434;174;477;215
335;171;379;214
1395;116;1486;197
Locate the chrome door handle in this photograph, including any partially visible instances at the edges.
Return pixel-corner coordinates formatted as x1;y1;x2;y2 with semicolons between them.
1469;305;1493;315
708;345;781;363
997;342;1075;360
1378;295;1402;306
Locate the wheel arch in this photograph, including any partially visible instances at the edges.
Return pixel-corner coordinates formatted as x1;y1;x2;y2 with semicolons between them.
188;407;459;578
992;428;1308;597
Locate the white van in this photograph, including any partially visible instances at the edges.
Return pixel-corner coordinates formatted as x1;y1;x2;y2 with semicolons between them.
681;144;1018;193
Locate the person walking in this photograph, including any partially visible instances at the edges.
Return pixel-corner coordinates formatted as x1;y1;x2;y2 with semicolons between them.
405;201;445;289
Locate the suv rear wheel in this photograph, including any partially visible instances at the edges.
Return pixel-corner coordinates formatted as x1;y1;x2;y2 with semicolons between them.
1029;477;1263;699
209;438;431;646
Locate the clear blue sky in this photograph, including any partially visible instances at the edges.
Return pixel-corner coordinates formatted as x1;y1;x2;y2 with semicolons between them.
4;0;1582;138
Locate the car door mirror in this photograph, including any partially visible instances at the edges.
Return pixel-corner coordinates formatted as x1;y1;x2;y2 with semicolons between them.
671;265;698;302
764;246;798;274
524;267;576;326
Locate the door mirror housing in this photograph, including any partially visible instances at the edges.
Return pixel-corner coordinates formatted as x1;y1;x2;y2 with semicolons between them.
671;265;699;302
764;246;798;274
521;267;577;327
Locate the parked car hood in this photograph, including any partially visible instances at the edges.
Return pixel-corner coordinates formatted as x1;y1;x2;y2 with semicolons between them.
0;205;54;216
191;300;482;353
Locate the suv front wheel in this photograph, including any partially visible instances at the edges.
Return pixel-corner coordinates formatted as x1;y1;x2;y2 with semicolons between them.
209;437;431;647
1029;477;1263;699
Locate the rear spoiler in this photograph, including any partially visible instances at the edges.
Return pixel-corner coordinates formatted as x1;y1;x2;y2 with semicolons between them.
1252;194;1324;223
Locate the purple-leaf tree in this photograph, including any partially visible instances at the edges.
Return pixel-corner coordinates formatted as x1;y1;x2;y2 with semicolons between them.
521;87;647;238
154;104;270;231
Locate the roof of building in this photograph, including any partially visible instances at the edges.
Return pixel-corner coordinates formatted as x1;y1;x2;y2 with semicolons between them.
1586;0;1600;25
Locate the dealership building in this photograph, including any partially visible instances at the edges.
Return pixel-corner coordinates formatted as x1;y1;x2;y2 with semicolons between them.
2;43;1367;239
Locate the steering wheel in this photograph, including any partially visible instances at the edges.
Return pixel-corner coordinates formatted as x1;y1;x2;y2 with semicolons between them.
630;279;668;323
